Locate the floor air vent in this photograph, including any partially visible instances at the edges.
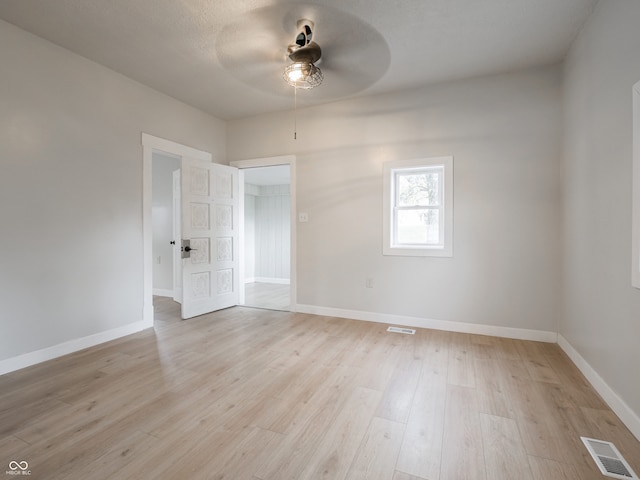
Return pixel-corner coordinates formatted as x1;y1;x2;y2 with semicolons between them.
387;326;415;335
581;437;639;479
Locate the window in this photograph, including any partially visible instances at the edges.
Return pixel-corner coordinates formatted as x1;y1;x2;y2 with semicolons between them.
383;156;453;257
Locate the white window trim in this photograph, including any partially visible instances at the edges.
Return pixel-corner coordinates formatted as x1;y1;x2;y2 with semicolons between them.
383;156;453;257
632;80;640;288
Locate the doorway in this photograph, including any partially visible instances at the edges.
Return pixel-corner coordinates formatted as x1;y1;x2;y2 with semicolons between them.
151;152;180;301
231;155;297;313
142;133;216;325
241;165;291;310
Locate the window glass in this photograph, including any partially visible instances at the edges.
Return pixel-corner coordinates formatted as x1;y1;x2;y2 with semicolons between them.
396;209;440;245
397;170;441;207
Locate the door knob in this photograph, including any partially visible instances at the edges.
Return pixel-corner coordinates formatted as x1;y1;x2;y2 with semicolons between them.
170;241;175;245
181;239;197;259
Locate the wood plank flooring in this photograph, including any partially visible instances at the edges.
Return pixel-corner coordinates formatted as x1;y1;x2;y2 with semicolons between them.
243;282;290;311
1;298;639;479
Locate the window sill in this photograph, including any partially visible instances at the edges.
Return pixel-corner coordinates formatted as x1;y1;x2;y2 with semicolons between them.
383;244;453;258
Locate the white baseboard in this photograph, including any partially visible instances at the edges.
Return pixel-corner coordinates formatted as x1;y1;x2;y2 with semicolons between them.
0;319;154;376
295;304;557;343
558;335;640;442
153;288;173;297
251;277;291;285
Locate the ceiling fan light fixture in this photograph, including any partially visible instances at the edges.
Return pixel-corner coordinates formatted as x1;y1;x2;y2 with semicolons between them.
283;20;323;89
283;62;323;89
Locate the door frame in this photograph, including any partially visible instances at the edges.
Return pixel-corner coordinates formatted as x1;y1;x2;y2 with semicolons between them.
142;133;212;325
172;169;182;303
230;155;297;312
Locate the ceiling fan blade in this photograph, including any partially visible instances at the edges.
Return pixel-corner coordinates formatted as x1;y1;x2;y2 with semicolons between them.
215;3;390;100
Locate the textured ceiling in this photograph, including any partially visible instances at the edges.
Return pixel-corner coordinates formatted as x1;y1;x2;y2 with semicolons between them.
0;0;598;120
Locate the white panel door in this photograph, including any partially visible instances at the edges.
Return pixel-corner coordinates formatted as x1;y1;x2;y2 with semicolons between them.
181;158;239;319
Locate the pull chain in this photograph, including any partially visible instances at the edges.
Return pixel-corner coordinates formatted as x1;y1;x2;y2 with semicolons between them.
294;86;298;140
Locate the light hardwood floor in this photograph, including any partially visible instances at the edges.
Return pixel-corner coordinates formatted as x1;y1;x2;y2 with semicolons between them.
1;298;639;479
243;282;290;311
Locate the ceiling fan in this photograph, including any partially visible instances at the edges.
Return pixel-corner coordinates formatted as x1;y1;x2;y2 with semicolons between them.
283;19;323;89
215;4;389;101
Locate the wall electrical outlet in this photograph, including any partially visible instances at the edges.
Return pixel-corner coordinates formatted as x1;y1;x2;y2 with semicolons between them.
365;277;374;288
299;212;309;222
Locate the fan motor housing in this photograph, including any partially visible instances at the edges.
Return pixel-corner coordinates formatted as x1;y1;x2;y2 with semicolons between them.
287;41;321;64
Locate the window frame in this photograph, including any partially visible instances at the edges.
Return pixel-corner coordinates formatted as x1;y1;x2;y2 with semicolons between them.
383;156;453;257
632;80;640;288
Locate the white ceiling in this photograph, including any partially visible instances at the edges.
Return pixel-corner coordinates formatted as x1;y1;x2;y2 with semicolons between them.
0;0;598;120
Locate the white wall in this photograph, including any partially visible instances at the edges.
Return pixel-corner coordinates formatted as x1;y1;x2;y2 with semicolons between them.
228;66;563;333
0;19;226;364
244;187;257;280
254;185;291;282
152;153;180;292
562;0;640;428
244;184;291;283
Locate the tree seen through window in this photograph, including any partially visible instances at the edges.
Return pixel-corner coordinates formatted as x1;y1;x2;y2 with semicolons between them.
395;168;442;245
